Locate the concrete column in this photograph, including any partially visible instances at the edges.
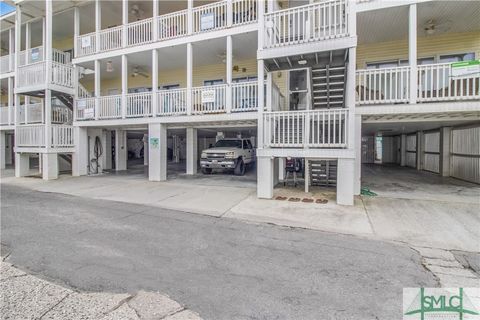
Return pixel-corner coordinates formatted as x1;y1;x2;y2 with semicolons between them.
148;123;167;181
115;129;127;171
416;131;423;170
400;134;407;166
226;35;233;113
408;4;417;104
278;157;285;181
152;49;158;116
74;6;79;57
257;59;265;149
0;131;5;169
103;130;112;170
186;127;197;175
337;158;355;206
354;114;362;195
72;127;88;176
15;153;30;177
257;156;274;199
440;127;451;177
143;134;149;166
121;55;128;118
186;43;193;115
42;153;58;180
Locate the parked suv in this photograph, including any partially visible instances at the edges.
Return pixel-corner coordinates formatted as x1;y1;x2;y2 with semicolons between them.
200;138;255;176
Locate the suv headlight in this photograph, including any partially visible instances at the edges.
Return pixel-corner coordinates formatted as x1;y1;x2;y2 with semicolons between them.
201;152;207;159
225;152;235;159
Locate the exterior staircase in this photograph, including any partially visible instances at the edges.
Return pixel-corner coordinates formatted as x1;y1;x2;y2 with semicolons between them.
311;66;346;109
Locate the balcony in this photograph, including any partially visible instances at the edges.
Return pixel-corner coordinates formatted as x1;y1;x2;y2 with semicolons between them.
356;62;480;105
75;80;259;121
263;0;350;49
16;102;72;125
76;0;257;58
16;61;74;92
16;124;75;149
0;106;14;126
263;109;349;149
0;55;13;74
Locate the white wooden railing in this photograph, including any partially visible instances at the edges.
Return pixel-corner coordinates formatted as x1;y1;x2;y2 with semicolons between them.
17;61;45;88
356;66;410;105
263;109;349;148
52;106;72;124
0;55;12;73
0;106;14;125
418;62;480;102
127;18;154;46
126;92;152;117
16;124;46;147
232;81;258;112
232;0;257;25
75;97;96;120
99;26;123;52
51;62;74;88
271;82;286;111
192;84;227;114
157;88;187;116
193;1;228;34
264;0;349;49
99;95;122;119
158;10;188;40
18;103;44;124
77;83;92;99
18;46;70;66
51;125;74;147
76;32;96;57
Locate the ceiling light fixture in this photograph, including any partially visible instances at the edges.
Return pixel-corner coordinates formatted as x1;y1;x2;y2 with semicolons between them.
106;60;114;72
298;60;307;65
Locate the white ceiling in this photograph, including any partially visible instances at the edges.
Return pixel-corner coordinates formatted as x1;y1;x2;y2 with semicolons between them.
362;118;479;136
357;0;480;44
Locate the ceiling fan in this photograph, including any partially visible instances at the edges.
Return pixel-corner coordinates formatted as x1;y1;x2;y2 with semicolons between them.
217;52;234;64
422;19;452;36
131;66;149;78
130;4;145;21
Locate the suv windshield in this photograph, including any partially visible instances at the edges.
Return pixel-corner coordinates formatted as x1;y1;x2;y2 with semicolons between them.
214;140;242;148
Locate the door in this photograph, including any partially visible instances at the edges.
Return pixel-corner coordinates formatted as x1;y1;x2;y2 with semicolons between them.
406;134;417;168
451;126;480;184
423;131;440;173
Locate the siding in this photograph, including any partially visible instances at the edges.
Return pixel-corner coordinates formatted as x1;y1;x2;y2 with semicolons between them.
451;126;480;184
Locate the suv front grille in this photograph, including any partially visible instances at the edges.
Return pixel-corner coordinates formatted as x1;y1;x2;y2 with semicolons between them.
206;153;226;160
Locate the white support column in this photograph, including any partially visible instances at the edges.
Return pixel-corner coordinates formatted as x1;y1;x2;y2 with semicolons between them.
354;114;362;195
7;77;13;124
346;47;356;150
278;157;285;182
8;28;14;71
226;0;233;27
104;130;113;170
408;4;417;104
186;127;197;175
186;43;193;115
122;55;128;119
122;0;128;47
257;156;274;199
187;0;193;35
42;153;59;180
14;5;21;74
257;59;265;149
148;123;167;181
15;153;30;177
45;0;52;84
152;49;158;116
95;0;101;53
416;131;423;170
94;60;100;119
400;134;407;166
45;90;52;152
42;17;46;58
266;72;273;111
337;158;355;206
304;159;309;193
0;131;5;169
258;0;265;50
72;127;88;176
24;22;31;107
440;127;451;177
152;0;158;41
115;129;127;171
74;6;79;57
226;35;233;113
273;156;280;187
143;133;149;166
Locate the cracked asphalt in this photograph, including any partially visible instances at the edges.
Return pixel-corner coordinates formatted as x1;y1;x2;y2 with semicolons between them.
1;184;438;319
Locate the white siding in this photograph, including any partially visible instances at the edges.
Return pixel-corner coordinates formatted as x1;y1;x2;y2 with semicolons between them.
423;131;440;173
451;126;480;184
406;134;416;168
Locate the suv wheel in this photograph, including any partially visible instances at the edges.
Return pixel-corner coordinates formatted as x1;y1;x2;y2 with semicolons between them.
234;159;246;176
202;168;212;174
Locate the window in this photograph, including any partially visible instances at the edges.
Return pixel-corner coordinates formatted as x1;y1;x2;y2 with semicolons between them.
245;140;253;149
163;84;180;90
439;53;475;63
233;76;258;83
214;139;242;148
366;57;433;69
204;79;223;86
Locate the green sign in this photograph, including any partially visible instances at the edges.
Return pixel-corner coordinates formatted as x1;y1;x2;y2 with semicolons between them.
451;60;480;77
150;137;159;149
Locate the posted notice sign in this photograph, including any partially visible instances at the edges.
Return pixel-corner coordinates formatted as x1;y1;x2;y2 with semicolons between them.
201;90;216;104
451;60;480;78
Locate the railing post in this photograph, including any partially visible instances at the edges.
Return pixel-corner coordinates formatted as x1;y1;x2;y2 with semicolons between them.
121;54;128;119
187;0;193;35
122;0;128;47
152;0;159;41
258;0;265;50
152;49;158;116
226;36;232;113
408;4;417;104
227;0;233;27
304;112;310;148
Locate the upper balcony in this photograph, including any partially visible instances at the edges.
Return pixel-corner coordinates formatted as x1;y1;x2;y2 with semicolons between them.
75;0;257;59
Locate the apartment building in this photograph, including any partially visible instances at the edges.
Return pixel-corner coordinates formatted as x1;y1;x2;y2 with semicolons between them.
1;0;479;206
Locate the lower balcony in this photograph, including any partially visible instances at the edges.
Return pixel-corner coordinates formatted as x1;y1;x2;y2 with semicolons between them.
263;109;349;149
0;106;14;126
16;61;74;94
17;102;72;125
75;81;259;121
356;62;480;105
16;124;75;150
